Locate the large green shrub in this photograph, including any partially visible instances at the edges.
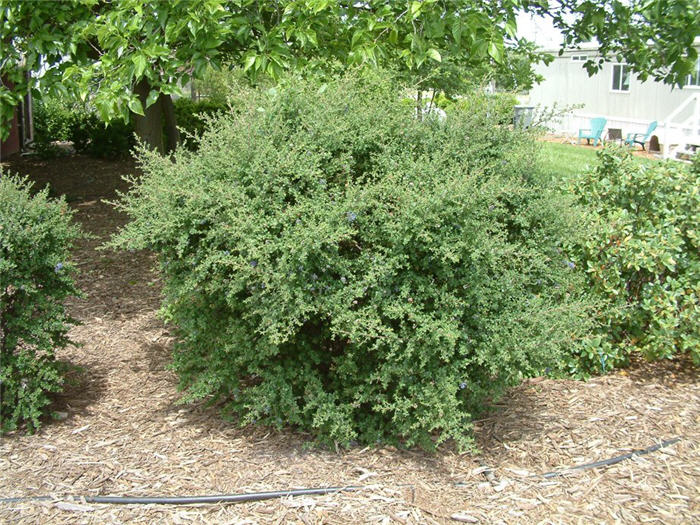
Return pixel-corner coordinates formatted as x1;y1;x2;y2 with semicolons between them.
569;147;699;373
111;74;596;450
0;174;82;432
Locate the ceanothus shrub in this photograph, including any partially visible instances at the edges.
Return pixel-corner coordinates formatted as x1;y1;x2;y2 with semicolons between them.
110;73;596;450
0;174;81;433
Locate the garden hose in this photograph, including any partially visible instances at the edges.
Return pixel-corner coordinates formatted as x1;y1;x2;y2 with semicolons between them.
0;438;681;506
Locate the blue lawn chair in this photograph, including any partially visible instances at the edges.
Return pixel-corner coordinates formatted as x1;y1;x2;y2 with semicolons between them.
578;118;607;146
625;121;657;150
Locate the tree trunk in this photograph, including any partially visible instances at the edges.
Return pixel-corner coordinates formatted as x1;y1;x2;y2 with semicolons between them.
160;93;179;154
132;78;164;154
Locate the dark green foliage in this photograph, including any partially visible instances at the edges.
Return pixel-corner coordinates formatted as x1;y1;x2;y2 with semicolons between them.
69;112;134;159
171;98;228;149
0;174;82;433
437;91;519;126
110;74;596;450
569;147;699;374
33;96;74;143
32;96;75;159
33;96;134;159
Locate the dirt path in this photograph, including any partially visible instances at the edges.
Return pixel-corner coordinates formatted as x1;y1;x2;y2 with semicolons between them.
0;155;698;524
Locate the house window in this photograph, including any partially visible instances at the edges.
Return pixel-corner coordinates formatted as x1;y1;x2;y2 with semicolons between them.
571;55;587;61
611;64;630;92
687;61;700;87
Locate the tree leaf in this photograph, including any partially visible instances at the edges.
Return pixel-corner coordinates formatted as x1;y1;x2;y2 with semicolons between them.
128;97;144;116
505;20;517;39
410;1;422;17
351;30;364;49
488;41;502;63
132;54;147;79
145;89;159;109
243;54;256;71
427;48;442;62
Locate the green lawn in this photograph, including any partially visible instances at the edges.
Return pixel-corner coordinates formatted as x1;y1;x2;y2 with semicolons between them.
537;141;658;181
538;142;600;180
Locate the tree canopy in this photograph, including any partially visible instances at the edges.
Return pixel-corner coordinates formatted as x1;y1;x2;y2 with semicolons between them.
1;0;698;150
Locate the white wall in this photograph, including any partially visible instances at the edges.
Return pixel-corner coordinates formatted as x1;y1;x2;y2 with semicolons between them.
527;49;700;144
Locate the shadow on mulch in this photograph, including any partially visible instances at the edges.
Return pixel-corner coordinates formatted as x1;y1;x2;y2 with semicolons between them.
624;352;698;387
472;354;698;463
50;359;108;420
1;154;137;203
144;339;173;373
473;389;549;451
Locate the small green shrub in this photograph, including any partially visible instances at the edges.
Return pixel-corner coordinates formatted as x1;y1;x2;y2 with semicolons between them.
111;73;596;450
33;96;74;143
0;174;82;433
33;96;77;159
569;146;699;373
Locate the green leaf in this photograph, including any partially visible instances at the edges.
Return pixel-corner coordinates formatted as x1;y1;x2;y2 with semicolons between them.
410;1;422;17
145;89;159;109
351;30;364;49
427;48;441;62
128;97;144;116
96;101;112;122
243;54;256;71
488;41;502;63
505;20;517;39
132;55;147;79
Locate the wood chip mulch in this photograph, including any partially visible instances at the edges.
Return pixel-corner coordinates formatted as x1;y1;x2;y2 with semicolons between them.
1;155;698;524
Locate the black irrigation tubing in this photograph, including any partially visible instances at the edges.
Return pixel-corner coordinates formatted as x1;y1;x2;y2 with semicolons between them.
0;438;681;506
0;486;364;506
460;437;682;486
539;437;681;479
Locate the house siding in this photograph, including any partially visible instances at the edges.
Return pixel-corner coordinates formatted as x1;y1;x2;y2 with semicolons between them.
527;49;700;136
0;111;20;159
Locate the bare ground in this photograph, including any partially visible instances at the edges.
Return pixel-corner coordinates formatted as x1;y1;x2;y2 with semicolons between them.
0;155;698;524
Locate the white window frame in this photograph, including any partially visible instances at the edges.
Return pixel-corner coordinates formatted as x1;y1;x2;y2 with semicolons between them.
611;63;631;93
685;60;700;89
571;54;588;62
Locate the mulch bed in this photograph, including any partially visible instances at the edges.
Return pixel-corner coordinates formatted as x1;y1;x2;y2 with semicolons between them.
1;155;698;524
